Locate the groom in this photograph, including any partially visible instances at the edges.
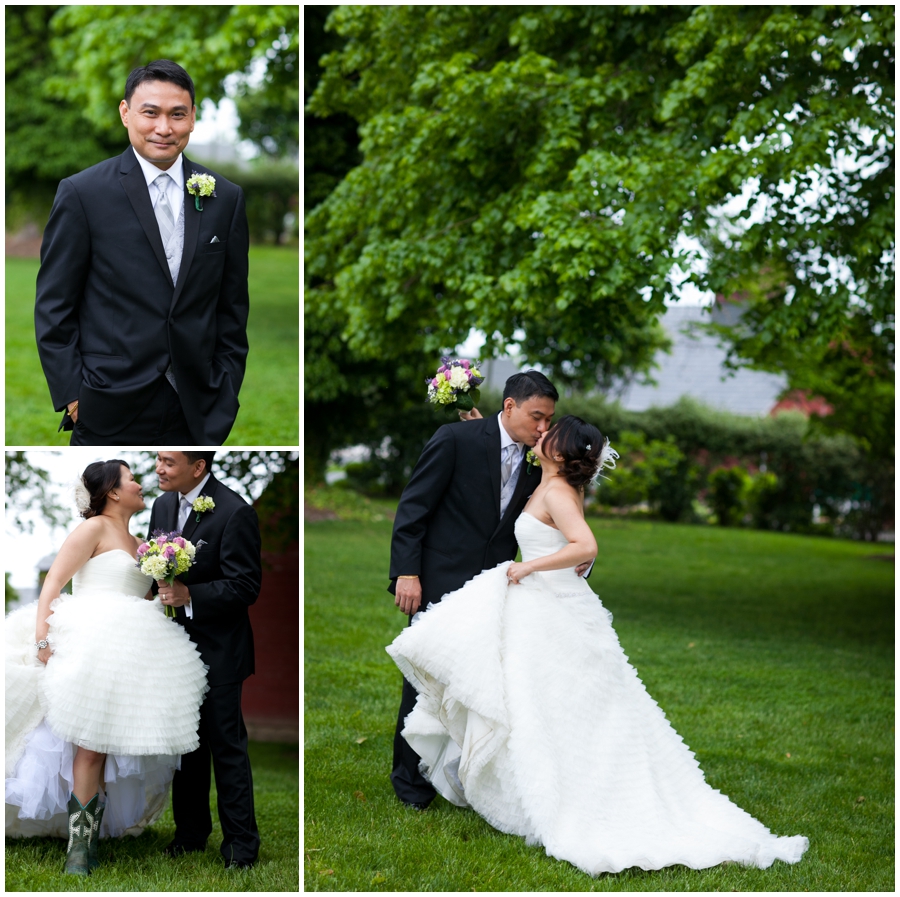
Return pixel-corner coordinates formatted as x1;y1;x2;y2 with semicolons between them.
35;59;249;445
389;370;593;808
149;451;261;869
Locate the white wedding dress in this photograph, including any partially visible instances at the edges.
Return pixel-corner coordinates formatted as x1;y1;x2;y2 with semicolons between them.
387;513;809;875
6;549;209;839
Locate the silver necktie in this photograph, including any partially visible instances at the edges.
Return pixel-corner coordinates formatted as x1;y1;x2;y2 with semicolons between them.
501;444;516;488
154;173;175;246
178;496;192;531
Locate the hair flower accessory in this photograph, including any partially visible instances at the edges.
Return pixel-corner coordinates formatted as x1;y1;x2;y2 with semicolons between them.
590;437;620;486
191;495;215;521
186;172;217;211
73;478;91;513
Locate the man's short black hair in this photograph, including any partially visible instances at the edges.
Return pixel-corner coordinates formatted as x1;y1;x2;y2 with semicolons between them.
124;59;195;107
502;370;559;405
183;451;215;474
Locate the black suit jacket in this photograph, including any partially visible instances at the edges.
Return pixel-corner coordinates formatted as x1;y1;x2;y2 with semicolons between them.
147;474;261;687
35;146;250;445
389;414;540;608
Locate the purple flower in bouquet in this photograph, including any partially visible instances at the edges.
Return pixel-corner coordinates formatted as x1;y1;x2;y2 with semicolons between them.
426;357;485;414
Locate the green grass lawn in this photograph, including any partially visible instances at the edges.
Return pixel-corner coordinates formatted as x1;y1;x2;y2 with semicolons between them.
5;741;299;891
5;247;298;446
305;516;894;891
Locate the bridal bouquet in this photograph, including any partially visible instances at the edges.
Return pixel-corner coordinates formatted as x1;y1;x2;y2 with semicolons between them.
427;357;485;415
136;531;197;618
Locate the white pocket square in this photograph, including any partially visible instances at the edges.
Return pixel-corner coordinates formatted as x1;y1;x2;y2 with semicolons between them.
209;236;220;243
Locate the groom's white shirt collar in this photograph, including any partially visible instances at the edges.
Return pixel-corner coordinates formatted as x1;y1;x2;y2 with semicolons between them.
497;412;524;456
134;149;185;217
180;472;211;506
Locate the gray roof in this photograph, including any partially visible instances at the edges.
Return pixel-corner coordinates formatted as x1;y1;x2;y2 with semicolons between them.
478;305;786;417
614;306;786;416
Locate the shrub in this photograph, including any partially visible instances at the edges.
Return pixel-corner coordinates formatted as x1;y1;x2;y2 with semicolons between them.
709;466;750;526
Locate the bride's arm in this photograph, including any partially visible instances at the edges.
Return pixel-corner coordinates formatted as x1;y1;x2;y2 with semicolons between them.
507;489;597;582
35;520;103;652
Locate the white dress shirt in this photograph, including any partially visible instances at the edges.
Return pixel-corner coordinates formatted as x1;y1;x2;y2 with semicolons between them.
176;472;210;619
134;150;185;222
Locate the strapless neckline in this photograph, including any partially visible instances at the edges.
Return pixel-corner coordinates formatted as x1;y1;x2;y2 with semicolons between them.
86;548;136;563
520;511;560;531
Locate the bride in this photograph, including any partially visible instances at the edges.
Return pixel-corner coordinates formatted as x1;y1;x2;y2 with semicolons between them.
387;415;809;875
5;459;208;876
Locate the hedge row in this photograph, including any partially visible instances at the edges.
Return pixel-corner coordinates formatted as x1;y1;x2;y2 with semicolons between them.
344;392;892;542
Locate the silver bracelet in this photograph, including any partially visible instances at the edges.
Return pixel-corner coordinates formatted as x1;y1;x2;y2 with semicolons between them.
35;639;49;650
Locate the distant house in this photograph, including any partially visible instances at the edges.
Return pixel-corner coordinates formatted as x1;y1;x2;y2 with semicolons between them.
480;304;791;418
613;304;788;416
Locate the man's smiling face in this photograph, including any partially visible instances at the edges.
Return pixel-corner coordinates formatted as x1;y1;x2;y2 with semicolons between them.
119;80;195;170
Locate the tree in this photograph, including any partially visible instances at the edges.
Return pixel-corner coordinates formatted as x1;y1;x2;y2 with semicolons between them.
6;5;298;201
306;6;893;441
304;5;435;483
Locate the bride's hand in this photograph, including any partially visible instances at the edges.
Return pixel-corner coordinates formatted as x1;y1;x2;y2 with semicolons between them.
506;562;532;585
37;646;52;665
458;407;483;421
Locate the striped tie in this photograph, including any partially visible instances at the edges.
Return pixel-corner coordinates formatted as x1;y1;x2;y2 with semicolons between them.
154;173;175;246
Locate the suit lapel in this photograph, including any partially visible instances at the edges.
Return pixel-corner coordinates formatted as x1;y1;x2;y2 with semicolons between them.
484;415;501;517
119;148;171;284
171;154;201;313
159;491;178;534
181;474;219;542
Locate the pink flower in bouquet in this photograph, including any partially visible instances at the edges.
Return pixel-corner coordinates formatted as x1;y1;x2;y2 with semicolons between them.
137;542;150;556
172;537;186;548
163;545;176;560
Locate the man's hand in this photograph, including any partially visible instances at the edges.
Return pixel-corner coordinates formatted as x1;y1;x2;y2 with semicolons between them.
575;560;592;578
67;400;79;424
394;577;422;616
156;578;191;608
458;407;483;421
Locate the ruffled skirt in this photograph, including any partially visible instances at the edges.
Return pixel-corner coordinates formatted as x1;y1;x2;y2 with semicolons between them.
5;592;209;838
387;563;809;875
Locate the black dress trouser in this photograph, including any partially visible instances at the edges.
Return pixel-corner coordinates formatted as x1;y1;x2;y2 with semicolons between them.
391;610;439;805
69;377;194;445
172;682;261;864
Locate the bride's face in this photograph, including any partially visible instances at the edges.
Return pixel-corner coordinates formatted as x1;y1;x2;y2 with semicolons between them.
533;429;560;466
110;466;145;512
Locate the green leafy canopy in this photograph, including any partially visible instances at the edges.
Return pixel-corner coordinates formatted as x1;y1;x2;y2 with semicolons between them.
306;5;893;431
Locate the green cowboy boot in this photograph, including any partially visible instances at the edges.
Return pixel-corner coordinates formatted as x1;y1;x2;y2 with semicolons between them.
88;799;105;871
64;792;98;876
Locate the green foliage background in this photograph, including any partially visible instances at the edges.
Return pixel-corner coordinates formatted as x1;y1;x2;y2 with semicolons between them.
6;5;299;243
305;5;894;475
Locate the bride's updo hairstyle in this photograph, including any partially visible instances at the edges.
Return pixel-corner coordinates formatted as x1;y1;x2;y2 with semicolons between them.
79;460;130;519
542;415;605;490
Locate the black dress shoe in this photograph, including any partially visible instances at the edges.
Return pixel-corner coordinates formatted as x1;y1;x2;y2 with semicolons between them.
224;858;254;870
164;841;206;858
400;799;431;810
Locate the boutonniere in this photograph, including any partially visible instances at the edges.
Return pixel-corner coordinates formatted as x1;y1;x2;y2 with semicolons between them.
192;495;215;521
526;449;541;474
186;172;217;211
